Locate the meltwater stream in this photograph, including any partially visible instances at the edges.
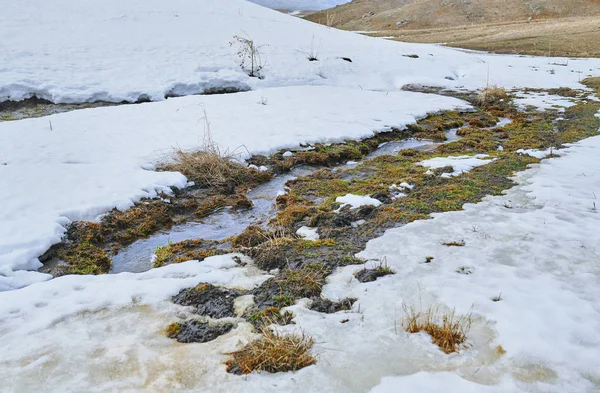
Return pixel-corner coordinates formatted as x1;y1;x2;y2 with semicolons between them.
111;166;316;273
111;118;512;273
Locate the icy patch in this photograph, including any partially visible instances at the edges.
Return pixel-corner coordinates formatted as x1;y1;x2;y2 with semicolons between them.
369;372;522;392
420;154;496;177
336;194;383;209
297;226;320;241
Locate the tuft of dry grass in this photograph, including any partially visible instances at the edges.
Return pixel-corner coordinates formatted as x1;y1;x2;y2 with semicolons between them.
476;86;509;108
402;304;472;354
161;148;249;189
274;262;329;298
225;328;316;374
159;110;267;190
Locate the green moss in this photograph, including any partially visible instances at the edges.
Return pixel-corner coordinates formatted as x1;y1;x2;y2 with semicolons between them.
166;322;182;338
58;242;112;275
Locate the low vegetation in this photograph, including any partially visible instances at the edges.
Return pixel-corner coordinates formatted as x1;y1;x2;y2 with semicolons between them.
402;304;472;354
225;328;316;374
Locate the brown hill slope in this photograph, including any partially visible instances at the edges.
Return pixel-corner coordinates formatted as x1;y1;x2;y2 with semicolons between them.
305;0;600;57
307;0;600;30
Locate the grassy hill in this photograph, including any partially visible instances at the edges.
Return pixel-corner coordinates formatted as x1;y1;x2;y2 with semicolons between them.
306;0;600;57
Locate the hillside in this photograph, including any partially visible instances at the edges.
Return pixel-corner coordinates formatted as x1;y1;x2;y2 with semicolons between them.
307;0;600;30
306;0;600;57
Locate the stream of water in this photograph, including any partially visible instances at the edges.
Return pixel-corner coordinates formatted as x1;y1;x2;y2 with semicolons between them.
111;118;511;273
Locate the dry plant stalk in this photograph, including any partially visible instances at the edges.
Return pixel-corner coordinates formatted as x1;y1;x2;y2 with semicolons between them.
160;108;249;189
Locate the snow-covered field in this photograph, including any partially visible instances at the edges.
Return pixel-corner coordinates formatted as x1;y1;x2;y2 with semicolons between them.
1;0;600;391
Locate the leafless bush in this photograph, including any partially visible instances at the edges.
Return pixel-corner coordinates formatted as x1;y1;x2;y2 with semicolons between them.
230;34;266;78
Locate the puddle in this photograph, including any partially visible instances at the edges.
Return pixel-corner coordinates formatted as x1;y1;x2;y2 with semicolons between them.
110;166;316;274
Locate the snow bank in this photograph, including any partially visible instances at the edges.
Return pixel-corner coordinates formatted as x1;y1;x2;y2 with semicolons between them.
2;0;600;103
0;86;468;289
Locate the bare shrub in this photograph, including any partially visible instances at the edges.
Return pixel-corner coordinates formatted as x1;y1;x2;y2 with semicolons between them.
476;86;509;108
402;304;472;354
225;328;316;374
297;36;322;61
159;109;255;189
230;34;266;78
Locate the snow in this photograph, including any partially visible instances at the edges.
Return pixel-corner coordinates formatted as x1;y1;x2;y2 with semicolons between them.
2;0;600;104
0;87;469;289
1;0;600;389
297;226;320;241
336;194;383;209
517;148;555;159
249;0;350;11
514;92;577;111
2;136;600;391
419;154;496;177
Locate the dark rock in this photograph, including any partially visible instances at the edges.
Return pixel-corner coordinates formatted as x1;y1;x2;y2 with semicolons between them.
355;267;394;283
340;57;352;62
171;320;234;343
370;191;392;204
310;297;357;313
173;284;239;318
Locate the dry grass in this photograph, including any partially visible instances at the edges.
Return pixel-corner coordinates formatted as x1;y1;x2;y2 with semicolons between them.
402;304;472;354
355;16;600;58
159;110;256;189
274;262;329;298
225;328;316;374
476;87;509;108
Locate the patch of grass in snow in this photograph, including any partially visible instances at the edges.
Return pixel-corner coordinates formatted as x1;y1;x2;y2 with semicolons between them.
476;86;510;109
581;77;600;94
160;148;271;191
556;101;600;144
402;304;472;354
225;328;316;374
57;241;112;275
272;262;330;299
244;306;295;329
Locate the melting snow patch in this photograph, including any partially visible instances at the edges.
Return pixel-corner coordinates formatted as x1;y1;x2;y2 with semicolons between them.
336;194;383;209
517;148;555;159
420;154;496;177
296;226;320;241
514;92;576;112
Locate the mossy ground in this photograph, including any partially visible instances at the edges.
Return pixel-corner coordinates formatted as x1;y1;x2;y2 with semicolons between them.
40;84;600;304
154;85;600;374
